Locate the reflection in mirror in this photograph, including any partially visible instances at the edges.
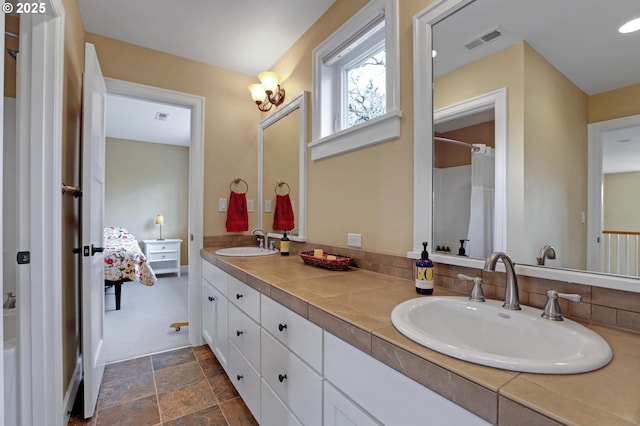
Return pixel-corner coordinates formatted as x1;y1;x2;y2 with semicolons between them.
429;0;640;278
258;91;308;241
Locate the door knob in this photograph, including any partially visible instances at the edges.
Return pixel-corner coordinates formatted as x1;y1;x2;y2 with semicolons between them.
91;244;105;256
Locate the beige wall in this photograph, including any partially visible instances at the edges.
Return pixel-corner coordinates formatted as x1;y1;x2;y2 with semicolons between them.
105;138;189;265
523;43;588;269
604;172;640;231
4;15;18;98
264;0;431;255
588;82;640;123
85;32;261;237
61;0;85;398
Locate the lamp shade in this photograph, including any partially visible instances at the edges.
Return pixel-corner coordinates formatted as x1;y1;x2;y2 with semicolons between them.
248;83;266;103
155;214;165;225
258;71;280;93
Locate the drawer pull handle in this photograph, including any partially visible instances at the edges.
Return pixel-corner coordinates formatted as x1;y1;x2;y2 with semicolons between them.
208;296;215;302
236;374;243;381
278;323;287;332
161;246;166;249
278;374;287;383
236;330;243;336
236;294;243;300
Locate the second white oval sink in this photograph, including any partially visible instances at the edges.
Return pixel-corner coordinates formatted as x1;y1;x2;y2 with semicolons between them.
215;247;278;257
391;296;612;374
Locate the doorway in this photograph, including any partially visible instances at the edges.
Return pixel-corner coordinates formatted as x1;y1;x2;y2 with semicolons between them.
103;93;192;362
103;78;205;357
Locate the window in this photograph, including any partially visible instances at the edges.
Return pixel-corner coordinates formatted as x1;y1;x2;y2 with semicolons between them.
310;0;401;160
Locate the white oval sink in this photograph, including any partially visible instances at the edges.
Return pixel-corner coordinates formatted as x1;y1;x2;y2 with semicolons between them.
391;296;612;374
215;246;278;257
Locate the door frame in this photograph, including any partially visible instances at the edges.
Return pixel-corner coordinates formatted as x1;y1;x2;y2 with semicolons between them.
104;78;205;347
16;0;66;425
587;113;640;272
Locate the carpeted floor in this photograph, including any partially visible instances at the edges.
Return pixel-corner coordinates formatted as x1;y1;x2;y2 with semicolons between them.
104;274;189;363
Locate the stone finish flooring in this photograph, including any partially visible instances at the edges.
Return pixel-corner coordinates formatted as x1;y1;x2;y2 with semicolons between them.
68;345;258;425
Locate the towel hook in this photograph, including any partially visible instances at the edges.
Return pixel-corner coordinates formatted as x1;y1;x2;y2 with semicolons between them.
229;177;248;194
275;181;290;195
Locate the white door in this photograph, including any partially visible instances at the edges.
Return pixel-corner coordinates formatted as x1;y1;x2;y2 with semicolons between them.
81;43;107;418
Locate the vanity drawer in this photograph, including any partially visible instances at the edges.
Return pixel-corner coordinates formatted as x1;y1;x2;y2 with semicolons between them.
202;260;228;294
261;329;322;426
227;341;261;422
228;275;260;321
147;241;180;254
148;251;178;262
261;294;323;372
228;303;261;372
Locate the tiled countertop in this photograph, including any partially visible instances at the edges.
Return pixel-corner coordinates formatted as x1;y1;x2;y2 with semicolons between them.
201;249;640;426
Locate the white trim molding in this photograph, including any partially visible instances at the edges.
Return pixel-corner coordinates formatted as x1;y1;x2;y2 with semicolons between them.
17;1;66;425
310;0;401;161
258;91;309;241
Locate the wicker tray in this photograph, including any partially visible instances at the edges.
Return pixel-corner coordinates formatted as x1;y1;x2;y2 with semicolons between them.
299;251;353;271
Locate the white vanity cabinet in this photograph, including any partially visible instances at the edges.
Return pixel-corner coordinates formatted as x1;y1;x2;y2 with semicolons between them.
201;260;228;367
324;332;491;426
201;257;489;426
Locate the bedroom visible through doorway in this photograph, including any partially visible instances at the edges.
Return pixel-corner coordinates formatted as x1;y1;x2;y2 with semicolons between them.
103;93;191;363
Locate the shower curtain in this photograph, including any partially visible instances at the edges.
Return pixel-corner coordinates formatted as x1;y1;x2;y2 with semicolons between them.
466;145;495;259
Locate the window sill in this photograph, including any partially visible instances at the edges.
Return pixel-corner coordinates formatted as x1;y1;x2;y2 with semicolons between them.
309;110;402;160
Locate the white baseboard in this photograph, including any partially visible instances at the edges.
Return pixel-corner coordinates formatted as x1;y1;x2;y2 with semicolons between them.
62;354;83;423
180;265;189;275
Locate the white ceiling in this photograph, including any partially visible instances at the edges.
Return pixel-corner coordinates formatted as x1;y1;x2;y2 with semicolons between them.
76;0;336;77
106;95;191;146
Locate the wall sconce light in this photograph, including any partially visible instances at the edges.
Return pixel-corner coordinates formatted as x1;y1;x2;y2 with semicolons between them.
155;214;165;240
248;71;286;112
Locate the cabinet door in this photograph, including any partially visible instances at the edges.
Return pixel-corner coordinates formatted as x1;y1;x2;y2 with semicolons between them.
202;278;215;346
324;381;381;426
261;379;302;426
261;330;323;426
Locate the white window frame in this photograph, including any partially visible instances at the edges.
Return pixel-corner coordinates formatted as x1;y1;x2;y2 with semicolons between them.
309;0;401;161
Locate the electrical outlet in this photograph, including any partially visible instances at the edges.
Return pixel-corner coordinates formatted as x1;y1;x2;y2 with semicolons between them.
218;198;227;212
347;233;362;248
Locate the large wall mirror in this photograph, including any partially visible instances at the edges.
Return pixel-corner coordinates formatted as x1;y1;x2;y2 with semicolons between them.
258;91;308;241
414;0;640;291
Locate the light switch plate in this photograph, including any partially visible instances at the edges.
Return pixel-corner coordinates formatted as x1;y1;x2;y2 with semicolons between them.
348;233;362;248
218;198;227;212
265;199;272;213
247;199;254;212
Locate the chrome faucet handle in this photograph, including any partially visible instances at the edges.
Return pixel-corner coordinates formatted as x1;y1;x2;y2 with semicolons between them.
257;237;264;249
541;290;582;321
457;274;485;302
269;240;276;251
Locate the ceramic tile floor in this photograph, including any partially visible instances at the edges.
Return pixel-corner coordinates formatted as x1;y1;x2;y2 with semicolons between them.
68;345;258;425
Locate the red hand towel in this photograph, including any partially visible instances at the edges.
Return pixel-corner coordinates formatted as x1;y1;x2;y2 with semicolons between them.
273;194;295;231
226;191;248;232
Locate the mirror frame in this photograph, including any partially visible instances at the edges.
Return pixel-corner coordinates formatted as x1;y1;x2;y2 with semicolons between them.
412;0;640;293
257;91;308;241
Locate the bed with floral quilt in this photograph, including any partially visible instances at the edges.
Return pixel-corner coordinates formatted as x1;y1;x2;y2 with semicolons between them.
104;226;156;310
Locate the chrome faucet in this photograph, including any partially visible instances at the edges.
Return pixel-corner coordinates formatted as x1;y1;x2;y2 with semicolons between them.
484;252;521;310
536;245;556;265
250;228;269;250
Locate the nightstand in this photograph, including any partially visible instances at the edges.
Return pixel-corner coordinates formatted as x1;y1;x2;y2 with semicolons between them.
143;239;182;276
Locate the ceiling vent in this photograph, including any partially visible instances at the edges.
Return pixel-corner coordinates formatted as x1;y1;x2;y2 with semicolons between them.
464;27;504;50
154;112;169;121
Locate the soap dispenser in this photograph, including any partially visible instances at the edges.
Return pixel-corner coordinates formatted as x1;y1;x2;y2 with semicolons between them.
280;229;290;256
415;242;434;295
